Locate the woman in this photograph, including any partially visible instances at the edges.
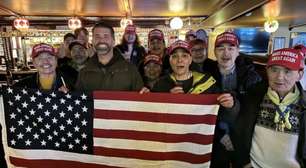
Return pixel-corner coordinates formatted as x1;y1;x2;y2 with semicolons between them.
142;54;163;89
115;24;146;66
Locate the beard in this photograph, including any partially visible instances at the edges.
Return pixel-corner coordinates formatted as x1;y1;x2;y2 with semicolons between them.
95;43;111;55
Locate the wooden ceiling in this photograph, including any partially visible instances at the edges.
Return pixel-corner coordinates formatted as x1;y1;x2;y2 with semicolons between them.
0;0;305;29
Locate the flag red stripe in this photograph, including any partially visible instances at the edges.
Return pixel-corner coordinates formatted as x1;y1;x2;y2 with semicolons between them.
94;109;217;125
94;129;214;145
93;91;220;105
9;156;123;168
93;146;211;164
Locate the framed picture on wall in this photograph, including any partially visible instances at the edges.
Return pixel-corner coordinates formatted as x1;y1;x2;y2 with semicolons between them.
290;32;306;47
273;37;286;51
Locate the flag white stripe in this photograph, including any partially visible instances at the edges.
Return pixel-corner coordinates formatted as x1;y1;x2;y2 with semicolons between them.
94;99;219;116
93;138;212;155
8;148;211;168
94;119;216;135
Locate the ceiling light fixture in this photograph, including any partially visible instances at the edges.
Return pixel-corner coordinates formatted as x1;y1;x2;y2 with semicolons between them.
170;17;183;30
120;18;133;29
68;17;82;30
264;19;279;33
13;18;29;31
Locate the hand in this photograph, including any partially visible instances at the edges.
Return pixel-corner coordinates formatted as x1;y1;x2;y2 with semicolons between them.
170;86;184;94
58;86;69;94
139;87;150;94
217;93;234;108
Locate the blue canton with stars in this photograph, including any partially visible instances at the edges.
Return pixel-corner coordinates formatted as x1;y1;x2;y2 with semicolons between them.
2;86;93;154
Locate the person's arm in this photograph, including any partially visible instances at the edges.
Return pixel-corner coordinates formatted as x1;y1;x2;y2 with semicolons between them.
218;92;240;125
75;71;84;91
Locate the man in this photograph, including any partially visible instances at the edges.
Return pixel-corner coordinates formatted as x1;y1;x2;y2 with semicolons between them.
75;22;143;92
69;40;89;71
147;29;170;72
59;40;89;89
233;48;306;168
115;24;146;66
210;31;262;98
14;43;70;92
208;32;262;168
57;33;76;67
189;39;215;73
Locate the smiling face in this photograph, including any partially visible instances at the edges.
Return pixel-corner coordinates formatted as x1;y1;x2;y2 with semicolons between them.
191;43;207;63
267;65;303;97
214;43;239;70
169;48;192;77
92;27;115;55
33;52;57;76
71;45;88;65
149;39;165;56
144;62;162;80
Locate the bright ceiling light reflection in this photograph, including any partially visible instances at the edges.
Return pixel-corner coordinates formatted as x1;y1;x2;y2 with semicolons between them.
264;19;279;33
170;17;183;29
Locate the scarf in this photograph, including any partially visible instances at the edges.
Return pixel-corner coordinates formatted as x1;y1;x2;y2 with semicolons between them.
267;85;300;131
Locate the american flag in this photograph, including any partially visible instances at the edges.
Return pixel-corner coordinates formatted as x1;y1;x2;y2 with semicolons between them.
0;87;220;168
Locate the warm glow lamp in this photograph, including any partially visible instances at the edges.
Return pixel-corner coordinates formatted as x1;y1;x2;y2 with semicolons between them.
170;17;183;29
264;19;279;33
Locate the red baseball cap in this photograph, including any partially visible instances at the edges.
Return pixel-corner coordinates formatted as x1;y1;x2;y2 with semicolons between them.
31;43;56;59
144;54;162;66
267;48;304;70
124;25;136;35
215;32;239;47
148;29;164;41
168;40;191;55
293;44;306;58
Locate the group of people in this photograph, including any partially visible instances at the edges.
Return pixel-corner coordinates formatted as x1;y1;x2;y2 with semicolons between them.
1;21;306;168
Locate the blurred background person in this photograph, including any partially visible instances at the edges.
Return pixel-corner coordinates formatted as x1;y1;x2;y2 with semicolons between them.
115;24;146;66
142;54;163;89
57;33;75;67
59;40;89;90
147;29;170;73
189;39;215;73
75;27;95;57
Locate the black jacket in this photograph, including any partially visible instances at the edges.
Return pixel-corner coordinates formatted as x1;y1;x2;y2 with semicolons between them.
190;58;216;74
13;71;71;91
152;71;240;125
208;55;262;99
232;82;306;167
115;44;146;66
